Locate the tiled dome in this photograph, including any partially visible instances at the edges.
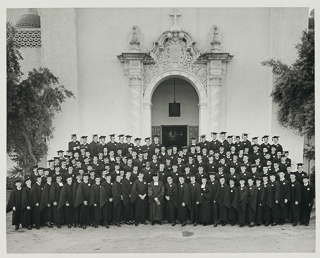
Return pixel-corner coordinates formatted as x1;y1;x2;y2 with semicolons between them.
15;8;40;29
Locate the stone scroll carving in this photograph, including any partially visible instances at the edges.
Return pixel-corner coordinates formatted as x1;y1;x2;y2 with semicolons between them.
143;31;207;92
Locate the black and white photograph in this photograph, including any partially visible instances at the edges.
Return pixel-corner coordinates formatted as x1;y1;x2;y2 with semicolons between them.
3;0;317;255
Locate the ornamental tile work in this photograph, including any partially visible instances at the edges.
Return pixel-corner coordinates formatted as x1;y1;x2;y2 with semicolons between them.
8;30;41;48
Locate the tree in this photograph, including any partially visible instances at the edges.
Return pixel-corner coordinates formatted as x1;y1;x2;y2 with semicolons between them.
7;22;75;175
261;28;314;160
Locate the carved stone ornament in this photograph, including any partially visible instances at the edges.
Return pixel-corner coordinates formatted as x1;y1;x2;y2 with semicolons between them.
143;31;207;91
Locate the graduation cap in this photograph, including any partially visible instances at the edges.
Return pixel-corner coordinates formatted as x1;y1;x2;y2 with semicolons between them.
134;137;141;141
227;135;233;139
302;175;309;179
200;134;206;138
220;131;227;135
125;135;132;138
235;136;240;139
269;172;276;177
81;136;88;139
211;132;218;135
262;135;269;140
99;136;106;139
296;163;304;167
14;178;22;183
229;177;236;182
71;134;77;138
47;159;54;163
242;133;248;139
272;136;279;140
284;151;289;154
118;134;124;138
239;176;246;181
153;135;160;138
109;134;115;137
57;150;64;154
252;137;258;140
144;137;151;141
255;177;262;181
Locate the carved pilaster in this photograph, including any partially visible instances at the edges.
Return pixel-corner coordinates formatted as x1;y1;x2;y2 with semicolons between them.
208;78;222;133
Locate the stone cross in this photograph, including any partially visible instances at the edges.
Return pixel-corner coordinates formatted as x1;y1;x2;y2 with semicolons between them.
170;9;181;31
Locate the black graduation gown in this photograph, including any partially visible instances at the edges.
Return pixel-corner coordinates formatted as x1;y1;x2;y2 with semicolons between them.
177;182;191;222
289;180;301;222
164;182;178;222
228;185;239;222
199;183;212;224
6;187;23;226
188;182;201;223
112;181;122;223
148;181;165;221
131;179;148;223
50;182;64;225
89;183;101;223
72;180;81;225
300;183;314;223
58;183;73;225
263;183;273;223
216;183;230;222
209;180;220;222
279;179;290;220
75;181;91;225
269;180;280;221
247;184;258;223
238;185;248;225
40;183;52;223
21;186;32;227
100;181;113;223
121;178;133;222
255;184;265;224
30;182;42;226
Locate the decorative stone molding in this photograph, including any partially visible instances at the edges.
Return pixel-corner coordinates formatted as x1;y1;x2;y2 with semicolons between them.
117;12;234;138
143;30;207;92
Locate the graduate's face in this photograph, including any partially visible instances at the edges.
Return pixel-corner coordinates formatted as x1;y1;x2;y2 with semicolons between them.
25;180;31;187
138;173;144;180
125;172;131;178
37;177;42;184
209;175;215;181
167;177;173;184
279;173;284;179
179;177;185;184
290;175;295;181
230;168;235;174
56;176;62;183
202;178;207;184
153;176;159;182
116;176;121;182
15;182;22;188
66;177;72;184
303;178;309;184
256;180;261;185
219;178;225;185
190;176;196;183
229;180;234;187
47;177;52;183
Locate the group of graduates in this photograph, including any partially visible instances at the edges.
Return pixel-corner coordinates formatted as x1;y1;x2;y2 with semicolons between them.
7;132;315;231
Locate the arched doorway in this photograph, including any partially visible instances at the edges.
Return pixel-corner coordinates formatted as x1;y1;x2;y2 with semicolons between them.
151;78;199;147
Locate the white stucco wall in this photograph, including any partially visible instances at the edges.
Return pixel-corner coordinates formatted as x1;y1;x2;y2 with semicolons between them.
6;7;309;165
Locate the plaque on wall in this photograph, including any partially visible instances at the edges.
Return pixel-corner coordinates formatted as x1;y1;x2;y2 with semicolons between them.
169;103;180;117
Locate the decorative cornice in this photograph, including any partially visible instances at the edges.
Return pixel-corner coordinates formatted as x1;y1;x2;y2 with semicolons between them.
197;53;234;62
117;53;149;63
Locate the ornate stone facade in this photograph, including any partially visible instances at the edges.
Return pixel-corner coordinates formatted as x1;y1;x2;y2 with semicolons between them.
118;10;233;138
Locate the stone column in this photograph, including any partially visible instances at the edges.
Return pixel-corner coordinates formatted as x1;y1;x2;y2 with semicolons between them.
208;74;223;133
118;54;148;137
198;102;208;136
129;73;143;137
142;102;152;138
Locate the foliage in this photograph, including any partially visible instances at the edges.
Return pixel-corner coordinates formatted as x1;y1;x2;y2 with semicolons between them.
261;29;314;160
7;23;75;175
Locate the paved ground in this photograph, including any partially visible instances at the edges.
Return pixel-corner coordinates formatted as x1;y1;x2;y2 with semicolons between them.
6;191;316;253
